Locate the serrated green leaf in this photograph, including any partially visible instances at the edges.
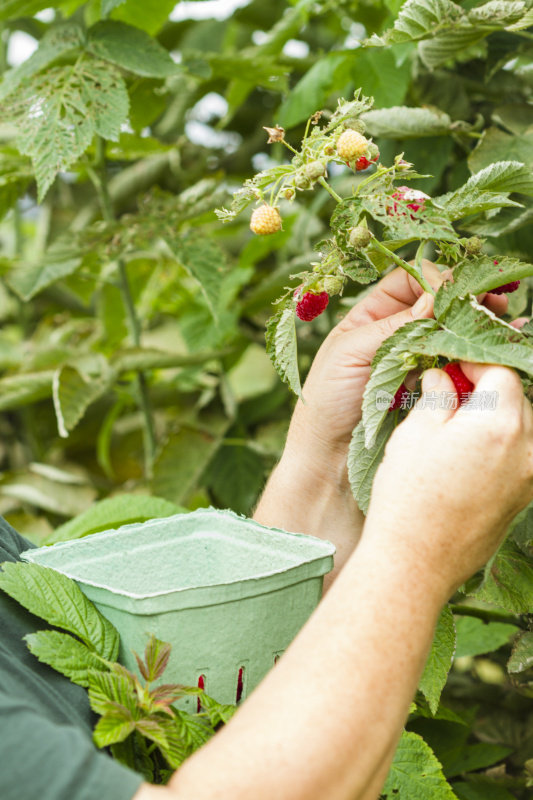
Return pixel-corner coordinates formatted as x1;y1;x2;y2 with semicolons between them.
507;631;533;673
452;777;517;800
434;257;533;318
87;21;179;78
419;606;456;715
45;494;186;544
419;27;488;70
102;0;127;15
87;668;137;717
142;635;171;682
464;160;533;197
361;105;452;138
265;307;302;398
0;148;33;220
369;0;465;46
472;538;533;614
52;363;113;438
383;730;457;799
362;319;438;447
24;630;107;687
0;23;84;103
2;57;129;201
445;743;513;778
93;713;136;748
468;130;533;177
109;0;179;35
454;616;518;659
415;296;533;375
468;1;527;27
0;561;119;660
347;415;395;515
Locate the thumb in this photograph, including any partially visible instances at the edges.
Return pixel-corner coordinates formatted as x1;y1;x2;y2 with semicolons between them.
349;292;434;362
410;368;457;424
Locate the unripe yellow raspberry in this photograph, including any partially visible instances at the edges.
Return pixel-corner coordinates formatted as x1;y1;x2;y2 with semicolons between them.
250;205;282;235
336;129;369;162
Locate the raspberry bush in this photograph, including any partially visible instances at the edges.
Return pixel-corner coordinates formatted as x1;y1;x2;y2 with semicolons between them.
1;1;533;798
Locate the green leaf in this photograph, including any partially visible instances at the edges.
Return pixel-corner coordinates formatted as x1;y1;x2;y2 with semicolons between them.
414;296;533;376
452;777;518;800
46;494;186;544
0;0;56;21
87;668;137;717
444;743;513;778
0;148;33;220
171;234;229;322
419;27;489;69
278;51;353;129
24;630;107;687
87;21;179;78
0;562;119;660
93;713;136;748
109;0;179;35
102;0;127;14
463;160;533;197
2;57;129;201
361;105;453;138
468;129;533;176
142;635;171;682
368;0;465;46
265;307;302;398
472;538;533;614
6;244;83;301
434;257;533;318
454;616;518;658
0;23;85;103
52;364;113;438
362;319;438;447
468;1;527;27
152;417;229;505
507;631;533;673
419;606;456;715
206;445;265;515
383;730;457;799
0;371;54;411
347;414;395;515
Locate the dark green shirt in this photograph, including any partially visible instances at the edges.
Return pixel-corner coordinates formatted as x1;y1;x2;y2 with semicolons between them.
0;517;143;800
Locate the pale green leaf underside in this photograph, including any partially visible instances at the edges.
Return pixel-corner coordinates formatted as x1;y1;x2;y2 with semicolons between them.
347;415;395;515
383;730;457;799
0;561;119;660
265;307;302;398
25;630;107;687
507;631;533;673
419;605;456;715
361;105;452;138
6;246;82;301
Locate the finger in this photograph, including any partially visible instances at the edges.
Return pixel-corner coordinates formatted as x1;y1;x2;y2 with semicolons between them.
511;317;529;330
408;368;457;425
342;292;434;365
458;363;524;419
482;292;508;316
339;260;442;331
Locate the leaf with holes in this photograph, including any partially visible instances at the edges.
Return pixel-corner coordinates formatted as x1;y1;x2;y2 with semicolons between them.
2;56;129;200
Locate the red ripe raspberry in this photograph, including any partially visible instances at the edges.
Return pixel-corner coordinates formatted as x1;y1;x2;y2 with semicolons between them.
490;281;521;295
295;291;329;321
389;383;410;411
443;363;474;404
388;186;429;218
355;153;379;171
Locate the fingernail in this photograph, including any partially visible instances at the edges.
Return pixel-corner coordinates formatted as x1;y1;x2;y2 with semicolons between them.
413;292;430;315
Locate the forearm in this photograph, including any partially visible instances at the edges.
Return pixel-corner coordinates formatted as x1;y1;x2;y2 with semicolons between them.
254;417;364;589
162;529;446;800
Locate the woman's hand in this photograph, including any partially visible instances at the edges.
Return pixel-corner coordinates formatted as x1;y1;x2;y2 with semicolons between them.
366;363;533;597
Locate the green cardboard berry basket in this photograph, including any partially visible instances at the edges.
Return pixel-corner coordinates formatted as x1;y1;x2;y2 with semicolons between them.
22;508;335;711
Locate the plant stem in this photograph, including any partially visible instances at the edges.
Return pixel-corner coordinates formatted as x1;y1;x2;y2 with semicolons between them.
371;238;435;296
450;603;525;629
91;137;157;480
317;176;343;204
